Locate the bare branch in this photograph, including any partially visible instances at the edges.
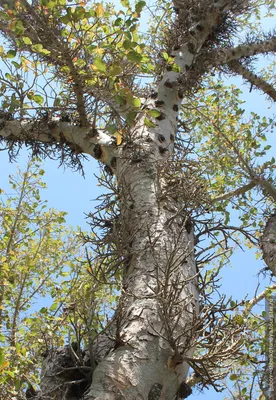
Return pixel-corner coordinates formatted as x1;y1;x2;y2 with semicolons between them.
213;36;276;66
228;60;276;102
212;181;257;202
0;114;118;171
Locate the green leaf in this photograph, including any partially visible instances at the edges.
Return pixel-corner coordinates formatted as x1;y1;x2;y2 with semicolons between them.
0;348;4;366
132;97;141;108
135;1;146;13
33;95;44;105
93;57;106;73
126;51;142;63
22;37;32;45
11;61;20;69
123;39;133;50
15;20;24;35
47;1;57;10
144;117;155;128
115;95;125;105
32;44;51;55
121;0;130;8
148;109;161;118
5;73;12;80
50;302;58;311
6;50;16;58
107;124;117;134
229;374;238;381
109;65;123;77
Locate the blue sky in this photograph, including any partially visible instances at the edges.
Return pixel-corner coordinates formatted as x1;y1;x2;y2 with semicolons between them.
0;2;275;399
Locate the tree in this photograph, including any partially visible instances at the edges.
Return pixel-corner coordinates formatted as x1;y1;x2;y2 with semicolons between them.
0;159;118;400
0;0;275;399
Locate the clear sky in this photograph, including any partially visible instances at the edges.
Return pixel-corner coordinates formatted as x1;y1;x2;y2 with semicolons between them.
0;2;275;399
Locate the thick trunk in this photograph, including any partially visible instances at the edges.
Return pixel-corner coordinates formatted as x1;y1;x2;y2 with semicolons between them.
39;119;198;400
84;138;198;399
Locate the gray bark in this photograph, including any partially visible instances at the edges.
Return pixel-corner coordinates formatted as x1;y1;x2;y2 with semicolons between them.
261;213;276;277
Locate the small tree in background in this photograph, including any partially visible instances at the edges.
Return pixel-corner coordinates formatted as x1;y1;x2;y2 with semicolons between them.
0;159;117;399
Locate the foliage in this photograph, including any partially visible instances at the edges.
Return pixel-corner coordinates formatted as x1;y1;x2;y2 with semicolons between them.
0;0;275;399
0;159;116;399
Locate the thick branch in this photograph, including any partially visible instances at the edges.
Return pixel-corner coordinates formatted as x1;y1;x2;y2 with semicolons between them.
0;116;117;170
152;0;250;145
228;60;276;101
212;181;257;202
212;37;276;66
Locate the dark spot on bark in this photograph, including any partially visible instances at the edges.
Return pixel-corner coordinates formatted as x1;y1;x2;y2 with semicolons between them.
110;157;117;169
187;42;195;54
159;146;168;155
0;111;13;121
41;349;49;359
155;100;165;107
190;29;196;36
177;381;192;398
26;385;37;399
148;383;163;400
0;120;5;129
170;134;175;142
164;80;174;89
173;45;181;51
178;89;184;99
232;50;236;56
166;65;173;71
157;134;165;142
89;127;99;137
60;114;71;122
93;144;102;160
173;7;180;15
104;165;113;175
111;135;117;145
146;136;153;143
48;121;57;130
150;91;158;99
185;216;193;234
196;24;204;31
156;113;166;121
173;104;179;112
185;64;190;70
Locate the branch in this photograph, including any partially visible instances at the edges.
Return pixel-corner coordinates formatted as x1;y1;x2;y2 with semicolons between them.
261;214;276;276
243;284;276;316
212;36;276;66
212;181;257;202
228;60;276;101
152;0;251;142
0;114;118;171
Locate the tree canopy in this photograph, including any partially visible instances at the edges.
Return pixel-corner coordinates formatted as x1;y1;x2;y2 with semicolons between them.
0;1;275;400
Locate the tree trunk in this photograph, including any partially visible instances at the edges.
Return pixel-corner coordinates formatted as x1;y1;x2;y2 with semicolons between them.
39;119;198;400
261;213;276;277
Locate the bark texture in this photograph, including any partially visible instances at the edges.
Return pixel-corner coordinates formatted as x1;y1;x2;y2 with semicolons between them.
261;214;276;276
